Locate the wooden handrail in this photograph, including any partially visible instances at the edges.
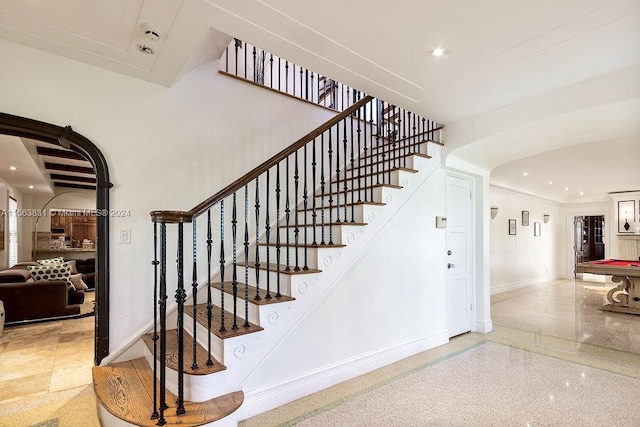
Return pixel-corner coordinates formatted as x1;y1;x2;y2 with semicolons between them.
151;95;374;223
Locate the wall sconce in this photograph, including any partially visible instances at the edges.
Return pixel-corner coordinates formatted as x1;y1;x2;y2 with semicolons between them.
490;206;498;219
543;214;550;223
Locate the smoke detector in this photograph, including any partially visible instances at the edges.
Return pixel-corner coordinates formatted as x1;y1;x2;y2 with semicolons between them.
139;23;163;42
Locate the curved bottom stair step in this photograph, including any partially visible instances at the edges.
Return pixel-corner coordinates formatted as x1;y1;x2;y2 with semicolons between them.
93;358;243;426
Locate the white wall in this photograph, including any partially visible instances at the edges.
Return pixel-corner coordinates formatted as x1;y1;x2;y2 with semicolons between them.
0;38;337;351
490;186;564;293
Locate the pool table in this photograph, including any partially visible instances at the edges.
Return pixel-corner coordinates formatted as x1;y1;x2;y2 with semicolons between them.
576;259;640;315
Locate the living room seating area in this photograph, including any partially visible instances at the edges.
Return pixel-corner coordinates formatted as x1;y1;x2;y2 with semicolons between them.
0;257;95;324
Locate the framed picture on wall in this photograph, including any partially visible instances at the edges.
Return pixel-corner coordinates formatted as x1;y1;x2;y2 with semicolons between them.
618;200;635;233
534;222;541;237
509;219;516;235
522;211;529;226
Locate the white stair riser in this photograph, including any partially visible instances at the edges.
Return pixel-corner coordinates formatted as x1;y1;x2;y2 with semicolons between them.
343;155;418;176
256;245;341;269
313;186;401;207
224;265;293;295
271;223;366;245
212;288;261;325
331;169;415;188
142;345;236;403
294;203;385;224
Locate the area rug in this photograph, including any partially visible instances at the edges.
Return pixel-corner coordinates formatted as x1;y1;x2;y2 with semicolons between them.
281;342;640;426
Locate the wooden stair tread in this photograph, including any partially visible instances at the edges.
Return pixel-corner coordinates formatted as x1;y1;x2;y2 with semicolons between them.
279;221;368;228
258;242;346;248
331;167;417;183
372;138;441;151
314;184;401;198
211;281;295;305
357;151;432;163
142;330;226;376
93;358;243;426
297;201;384;211
239;261;321;275
185;303;264;339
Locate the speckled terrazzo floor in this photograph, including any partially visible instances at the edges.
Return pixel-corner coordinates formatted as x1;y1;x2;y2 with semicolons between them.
241;279;640;426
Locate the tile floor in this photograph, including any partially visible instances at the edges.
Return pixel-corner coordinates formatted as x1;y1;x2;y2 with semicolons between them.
241;278;640;426
0;294;95;403
1;279;639;424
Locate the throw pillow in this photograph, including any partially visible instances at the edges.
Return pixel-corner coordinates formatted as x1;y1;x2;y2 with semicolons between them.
27;262;75;291
68;259;78;275
70;273;88;290
37;257;65;265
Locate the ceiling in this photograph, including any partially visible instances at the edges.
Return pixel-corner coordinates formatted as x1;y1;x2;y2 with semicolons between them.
0;136;96;197
0;0;638;202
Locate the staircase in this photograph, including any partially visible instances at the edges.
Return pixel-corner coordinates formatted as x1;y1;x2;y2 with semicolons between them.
93;41;443;427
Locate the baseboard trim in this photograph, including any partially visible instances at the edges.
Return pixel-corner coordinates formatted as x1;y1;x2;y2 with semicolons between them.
491;275;562;295
475;319;493;333
239;329;448;420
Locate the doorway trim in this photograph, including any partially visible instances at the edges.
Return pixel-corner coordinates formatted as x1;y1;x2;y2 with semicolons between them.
0;112;112;365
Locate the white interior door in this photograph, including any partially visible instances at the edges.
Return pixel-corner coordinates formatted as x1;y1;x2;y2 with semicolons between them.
446;174;473;337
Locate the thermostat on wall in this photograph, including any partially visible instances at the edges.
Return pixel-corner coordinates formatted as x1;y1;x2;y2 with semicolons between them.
436;216;447;228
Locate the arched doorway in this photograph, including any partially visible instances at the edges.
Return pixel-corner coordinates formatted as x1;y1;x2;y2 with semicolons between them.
0;112;111;364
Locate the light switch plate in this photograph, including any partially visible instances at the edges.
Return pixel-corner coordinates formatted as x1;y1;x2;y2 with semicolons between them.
436;216;447;229
119;228;131;244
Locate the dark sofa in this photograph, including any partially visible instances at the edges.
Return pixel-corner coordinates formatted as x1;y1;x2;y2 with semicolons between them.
0;262;85;323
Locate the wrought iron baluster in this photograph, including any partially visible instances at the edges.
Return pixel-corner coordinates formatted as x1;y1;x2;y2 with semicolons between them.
299;67;303;100
191;218;198;371
252;46;257;83
285;157;291;271
175;223;186;415
219;201;226;333
370;101;375;201
320;133;326;244
285;61;289;93
151;223;159;420
350;106;355;222
357;103;362;203
302;144;309;270
278;58;281;91
254;178;261;301
244;42;247;79
293;64;296;97
342;118;348;222
269;54;273;89
244;185;250;327
158;223;168;425
335;123;340;224
231;193;238;330
294;151;300;271
310;72;314;103
275;163;281;298
264;171;271;299
206;211;213;366
311;137;318;245
362;102;369;203
328;128;334;244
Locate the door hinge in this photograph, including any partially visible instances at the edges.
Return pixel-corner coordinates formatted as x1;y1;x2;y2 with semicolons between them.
470;303;473;311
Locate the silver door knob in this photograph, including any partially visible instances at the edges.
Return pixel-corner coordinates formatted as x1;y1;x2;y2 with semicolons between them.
448;263;454;269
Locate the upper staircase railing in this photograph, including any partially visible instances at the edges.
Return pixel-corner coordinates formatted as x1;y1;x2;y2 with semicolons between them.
148;40;443;425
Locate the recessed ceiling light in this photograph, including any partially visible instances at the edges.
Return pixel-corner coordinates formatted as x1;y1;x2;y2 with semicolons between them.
548;181;553;185
523;172;528;177
430;47;448;57
565;187;569;191
580;191;584;196
28;185;34;189
9;166;16;171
